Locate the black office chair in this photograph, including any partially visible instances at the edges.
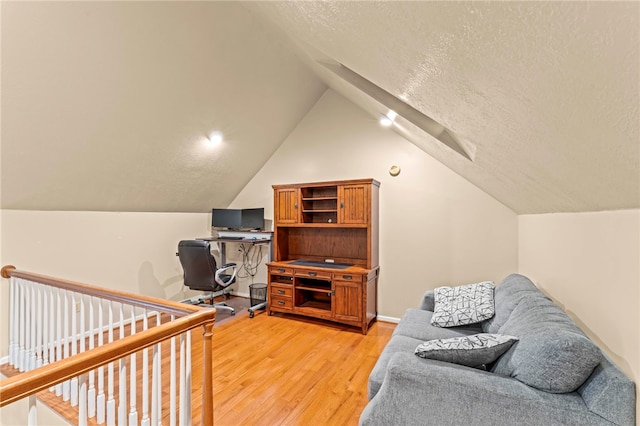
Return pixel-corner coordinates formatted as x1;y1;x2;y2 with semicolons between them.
177;240;237;315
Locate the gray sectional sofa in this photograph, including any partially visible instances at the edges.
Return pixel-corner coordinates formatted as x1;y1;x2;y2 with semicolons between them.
360;274;636;426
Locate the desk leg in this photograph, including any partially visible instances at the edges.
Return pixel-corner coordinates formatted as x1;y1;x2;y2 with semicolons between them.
219;242;227;265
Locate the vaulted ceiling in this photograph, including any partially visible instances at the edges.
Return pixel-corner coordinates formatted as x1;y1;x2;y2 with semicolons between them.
2;1;638;214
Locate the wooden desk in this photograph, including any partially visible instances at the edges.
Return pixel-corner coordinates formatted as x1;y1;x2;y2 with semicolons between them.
197;235;272;265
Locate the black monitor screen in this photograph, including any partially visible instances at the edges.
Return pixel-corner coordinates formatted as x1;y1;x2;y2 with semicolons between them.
211;208;241;229
241;208;264;230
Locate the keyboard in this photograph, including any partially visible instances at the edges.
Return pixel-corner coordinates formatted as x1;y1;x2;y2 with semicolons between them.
221;236;244;240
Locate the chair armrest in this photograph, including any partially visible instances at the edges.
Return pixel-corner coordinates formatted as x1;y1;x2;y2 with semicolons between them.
219;262;237;270
215;263;237;286
419;290;435;311
360;353;601;426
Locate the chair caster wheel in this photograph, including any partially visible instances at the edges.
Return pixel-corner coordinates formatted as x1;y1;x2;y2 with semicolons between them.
249;311;255;318
230;310;235;316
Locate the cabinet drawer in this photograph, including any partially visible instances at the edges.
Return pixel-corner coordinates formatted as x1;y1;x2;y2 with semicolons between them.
270;267;293;275
294;269;332;280
332;272;363;282
271;284;293;297
270;295;293;310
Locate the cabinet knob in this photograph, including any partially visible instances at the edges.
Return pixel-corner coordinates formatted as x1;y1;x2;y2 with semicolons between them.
278;289;285;294
340;202;344;208
294;203;298;209
277;268;285;273
308;271;317;277
278;301;285;306
343;275;353;280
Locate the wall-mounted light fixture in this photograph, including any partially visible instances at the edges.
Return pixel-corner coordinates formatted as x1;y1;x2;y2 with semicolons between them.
379;110;397;127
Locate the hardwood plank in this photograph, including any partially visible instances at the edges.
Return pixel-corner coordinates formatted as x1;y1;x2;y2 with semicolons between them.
1;312;396;426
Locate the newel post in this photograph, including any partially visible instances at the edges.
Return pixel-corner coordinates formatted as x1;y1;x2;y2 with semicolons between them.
1;265;16;279
201;321;214;426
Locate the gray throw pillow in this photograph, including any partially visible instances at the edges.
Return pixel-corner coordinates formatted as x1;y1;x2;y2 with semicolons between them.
491;329;602;393
431;281;495;327
415;333;518;368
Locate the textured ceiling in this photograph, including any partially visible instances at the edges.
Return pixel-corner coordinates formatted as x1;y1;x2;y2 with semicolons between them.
247;1;640;213
1;1;326;212
1;1;638;214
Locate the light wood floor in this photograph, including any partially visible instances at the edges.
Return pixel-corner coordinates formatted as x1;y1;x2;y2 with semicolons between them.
2;310;396;426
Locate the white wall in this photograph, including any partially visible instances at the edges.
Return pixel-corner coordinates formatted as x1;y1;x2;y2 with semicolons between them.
232;89;520;318
0;210;211;359
519;209;640;419
0;386;70;426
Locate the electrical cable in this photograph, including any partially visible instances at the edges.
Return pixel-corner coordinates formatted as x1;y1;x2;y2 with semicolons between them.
237;243;264;283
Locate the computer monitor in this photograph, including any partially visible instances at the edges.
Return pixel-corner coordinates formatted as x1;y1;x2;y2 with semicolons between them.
241;208;264;230
211;208;241;229
211;207;264;230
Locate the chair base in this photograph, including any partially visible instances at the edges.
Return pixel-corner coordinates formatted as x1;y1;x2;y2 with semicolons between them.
180;290;236;315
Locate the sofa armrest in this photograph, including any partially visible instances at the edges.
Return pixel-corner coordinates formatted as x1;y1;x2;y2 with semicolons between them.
419;291;435;311
360;353;610;426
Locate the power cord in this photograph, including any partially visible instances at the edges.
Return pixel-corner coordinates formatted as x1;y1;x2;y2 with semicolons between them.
237;243;264;283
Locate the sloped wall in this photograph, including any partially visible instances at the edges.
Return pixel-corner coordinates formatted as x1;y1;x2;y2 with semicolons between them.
231;89;519;318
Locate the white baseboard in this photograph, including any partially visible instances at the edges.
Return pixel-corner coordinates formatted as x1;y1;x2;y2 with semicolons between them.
0;355;9;365
377;315;400;324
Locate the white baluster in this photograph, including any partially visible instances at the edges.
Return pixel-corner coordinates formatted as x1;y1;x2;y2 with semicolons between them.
141;311;150;426
170;330;177;426
48;286;55;366
106;301;116;426
28;394;37;426
40;285;47;367
179;333;187;426
71;292;79;406
185;330;192;424
118;304;127;426
156;312;163;424
88;297;96;418
151;342;160;426
29;281;36;370
9;276;17;367
129;307;138;425
79;373;88;426
35;283;43;368
62;289;71;401
19;278;26;372
55;288;63;396
97;300;106;424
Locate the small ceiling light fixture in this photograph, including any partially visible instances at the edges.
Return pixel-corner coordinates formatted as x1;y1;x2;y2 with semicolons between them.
206;131;223;146
379;110;397;127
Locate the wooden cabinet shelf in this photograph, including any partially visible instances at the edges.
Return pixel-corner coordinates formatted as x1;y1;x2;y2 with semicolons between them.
269;178;380;334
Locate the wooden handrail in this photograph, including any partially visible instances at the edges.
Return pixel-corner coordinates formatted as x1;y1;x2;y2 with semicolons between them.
1;265;200;317
0;265;216;426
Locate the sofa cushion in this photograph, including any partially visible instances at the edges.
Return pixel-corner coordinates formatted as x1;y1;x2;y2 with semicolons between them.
368;334;424;399
482;274;543;334
492;297;602;393
431;281;495;327
393;308;482;342
415;333;518;368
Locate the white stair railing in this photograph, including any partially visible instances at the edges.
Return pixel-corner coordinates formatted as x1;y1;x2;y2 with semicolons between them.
0;265;216;426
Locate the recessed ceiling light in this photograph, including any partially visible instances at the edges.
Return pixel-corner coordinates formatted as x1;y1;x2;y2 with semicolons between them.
380;110;397;127
207;131;223;146
380;114;393;127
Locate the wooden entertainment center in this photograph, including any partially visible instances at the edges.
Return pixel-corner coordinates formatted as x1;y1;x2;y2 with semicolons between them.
266;178;380;334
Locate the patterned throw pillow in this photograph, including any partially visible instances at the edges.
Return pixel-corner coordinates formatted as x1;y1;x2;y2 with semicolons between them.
415;333;518;368
431;281;495;327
